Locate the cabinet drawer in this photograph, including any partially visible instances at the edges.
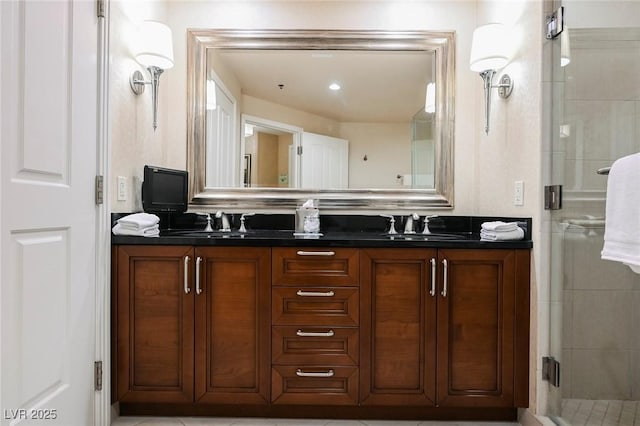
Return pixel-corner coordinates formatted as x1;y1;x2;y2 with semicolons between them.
272;287;359;326
272;326;358;366
272;248;359;286
271;366;359;405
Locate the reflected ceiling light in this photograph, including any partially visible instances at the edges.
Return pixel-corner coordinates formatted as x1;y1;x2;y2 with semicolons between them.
206;80;217;110
425;82;436;114
561;26;571;67
329;83;341;91
129;20;174;131
469;23;514;134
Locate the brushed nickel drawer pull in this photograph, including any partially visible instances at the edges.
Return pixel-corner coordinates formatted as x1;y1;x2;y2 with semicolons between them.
430;257;436;296
441;258;448;297
195;256;203;295
296;250;335;256
296;329;335;337
296;369;335;378
184;256;191;294
296;290;335;297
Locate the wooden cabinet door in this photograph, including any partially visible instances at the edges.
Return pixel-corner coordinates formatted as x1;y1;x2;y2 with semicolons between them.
194;247;271;404
436;249;515;407
115;245;194;403
360;248;437;406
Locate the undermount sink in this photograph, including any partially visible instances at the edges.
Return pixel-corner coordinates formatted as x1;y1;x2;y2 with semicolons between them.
382;233;467;241
164;229;293;238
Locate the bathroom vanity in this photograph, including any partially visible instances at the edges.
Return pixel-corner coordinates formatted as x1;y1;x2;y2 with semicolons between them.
111;215;531;421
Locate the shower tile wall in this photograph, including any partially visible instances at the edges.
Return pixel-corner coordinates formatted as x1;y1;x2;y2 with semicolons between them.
559;28;640;401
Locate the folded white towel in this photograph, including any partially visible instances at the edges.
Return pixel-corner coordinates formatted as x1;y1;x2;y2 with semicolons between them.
117;213;160;230
112;223;160;237
481;221;519;232
480;227;524;241
601;152;640;272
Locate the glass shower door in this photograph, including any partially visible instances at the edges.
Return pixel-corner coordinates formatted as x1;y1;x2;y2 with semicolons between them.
547;6;640;424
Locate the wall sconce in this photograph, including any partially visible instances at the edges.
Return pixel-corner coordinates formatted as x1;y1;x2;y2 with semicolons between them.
130;20;174;131
425;82;436;114
469;23;514;134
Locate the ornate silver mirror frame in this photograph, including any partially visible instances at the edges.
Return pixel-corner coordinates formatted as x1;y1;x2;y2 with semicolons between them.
187;29;455;211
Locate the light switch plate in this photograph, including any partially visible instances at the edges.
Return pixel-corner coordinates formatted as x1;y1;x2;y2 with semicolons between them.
514;180;524;206
117;176;127;201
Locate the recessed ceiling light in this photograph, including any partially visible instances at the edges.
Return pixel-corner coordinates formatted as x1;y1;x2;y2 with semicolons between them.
329;83;341;91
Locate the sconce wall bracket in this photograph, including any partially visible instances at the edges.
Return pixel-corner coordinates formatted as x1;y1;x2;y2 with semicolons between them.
497;74;513;98
130;70;146;95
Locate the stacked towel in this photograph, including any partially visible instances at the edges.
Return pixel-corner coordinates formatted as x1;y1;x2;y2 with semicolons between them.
601;152;640;273
112;213;160;237
480;221;524;241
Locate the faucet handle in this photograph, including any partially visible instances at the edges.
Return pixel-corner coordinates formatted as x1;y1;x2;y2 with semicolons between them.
422;215;438;235
239;213;255;233
380;214;398;235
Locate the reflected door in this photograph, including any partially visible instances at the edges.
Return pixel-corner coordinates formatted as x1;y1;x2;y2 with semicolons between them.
206;79;237;188
300;132;348;189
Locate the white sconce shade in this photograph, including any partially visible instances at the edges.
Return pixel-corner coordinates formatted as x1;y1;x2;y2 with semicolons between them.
469;23;515;134
561;26;571;67
425;82;436;113
206;80;217;110
469;23;510;72
135;21;174;70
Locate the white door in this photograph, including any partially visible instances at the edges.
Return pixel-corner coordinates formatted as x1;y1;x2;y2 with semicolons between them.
300;132;349;189
1;1;98;425
205;77;237;188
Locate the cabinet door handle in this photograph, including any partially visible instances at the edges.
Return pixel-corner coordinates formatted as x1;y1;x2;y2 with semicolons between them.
296;369;334;378
184;256;191;294
296;290;335;297
430;257;436;296
296;329;335;337
195;256;203;295
296;250;335;256
441;259;448;297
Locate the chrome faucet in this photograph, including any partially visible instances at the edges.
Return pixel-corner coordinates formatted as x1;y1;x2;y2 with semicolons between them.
422;215;438;235
215;211;231;232
239;213;255;233
380;214;398;235
404;213;420;234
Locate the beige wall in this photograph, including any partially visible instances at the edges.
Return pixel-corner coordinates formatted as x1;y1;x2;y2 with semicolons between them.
340;122;411;189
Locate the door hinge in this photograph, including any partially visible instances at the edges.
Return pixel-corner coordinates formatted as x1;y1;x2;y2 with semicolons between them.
546;6;565;39
544;185;562;210
94;361;103;391
95;175;104;205
297;146;303;155
97;0;105;18
542;356;561;387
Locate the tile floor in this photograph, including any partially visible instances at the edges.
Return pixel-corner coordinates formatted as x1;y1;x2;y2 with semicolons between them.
112;418;520;426
560;399;640;425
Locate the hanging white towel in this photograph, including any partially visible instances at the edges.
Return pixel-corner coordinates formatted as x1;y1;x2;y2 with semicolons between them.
112;223;160;237
116;212;160;230
601;152;640;272
480;227;524;241
481;221;519;232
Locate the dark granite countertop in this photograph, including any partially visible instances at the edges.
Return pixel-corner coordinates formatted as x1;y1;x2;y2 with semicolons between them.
111;214;533;249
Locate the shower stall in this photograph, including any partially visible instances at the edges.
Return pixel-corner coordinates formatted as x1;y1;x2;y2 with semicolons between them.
546;2;640;424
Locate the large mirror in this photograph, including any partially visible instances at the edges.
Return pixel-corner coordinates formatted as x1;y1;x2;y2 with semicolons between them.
187;30;455;210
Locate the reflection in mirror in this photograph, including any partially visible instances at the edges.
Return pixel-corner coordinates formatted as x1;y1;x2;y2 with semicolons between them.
188;30;455;210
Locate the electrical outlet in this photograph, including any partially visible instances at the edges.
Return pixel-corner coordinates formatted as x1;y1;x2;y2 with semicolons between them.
514;180;524;206
117;176;127;201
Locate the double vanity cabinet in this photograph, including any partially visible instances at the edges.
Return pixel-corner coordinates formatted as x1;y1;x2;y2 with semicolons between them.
112;228;531;420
